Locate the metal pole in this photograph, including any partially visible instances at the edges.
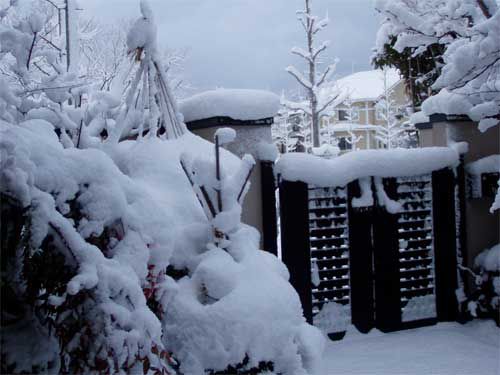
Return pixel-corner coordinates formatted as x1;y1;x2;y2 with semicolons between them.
215;135;222;213
65;0;70;71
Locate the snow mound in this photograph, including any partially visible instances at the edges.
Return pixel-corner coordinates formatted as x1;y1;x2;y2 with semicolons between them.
126;0;158;54
311;144;340;158
474;244;500;272
409;111;430;125
275;147;459;187
257;142;279;162
179;89;280;123
422;89;472;117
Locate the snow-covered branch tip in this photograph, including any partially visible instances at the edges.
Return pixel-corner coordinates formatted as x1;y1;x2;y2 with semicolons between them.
180;128;255;249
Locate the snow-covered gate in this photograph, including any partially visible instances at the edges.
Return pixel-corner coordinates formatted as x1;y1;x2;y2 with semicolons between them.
276;153;463;339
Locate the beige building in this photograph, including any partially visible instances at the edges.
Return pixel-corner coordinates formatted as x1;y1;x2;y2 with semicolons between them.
319;69;412;152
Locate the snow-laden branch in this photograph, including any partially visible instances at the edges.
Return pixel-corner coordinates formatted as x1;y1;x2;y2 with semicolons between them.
286;65;313;89
317;59;338;88
291;46;312;62
282;98;313;116
312;12;330;35
312;40;330;61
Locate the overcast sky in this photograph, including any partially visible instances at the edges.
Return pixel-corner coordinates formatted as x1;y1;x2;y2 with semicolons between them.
83;0;380;95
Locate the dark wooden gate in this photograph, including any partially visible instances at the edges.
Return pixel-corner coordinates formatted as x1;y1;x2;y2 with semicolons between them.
278;168;461;338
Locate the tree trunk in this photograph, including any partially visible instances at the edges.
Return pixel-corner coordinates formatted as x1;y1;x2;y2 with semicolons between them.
311;93;320;147
306;0;320;147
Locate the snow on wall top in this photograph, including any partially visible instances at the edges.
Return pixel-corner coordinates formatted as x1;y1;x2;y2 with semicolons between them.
466;155;500;175
321;69;401;103
275;147;459;187
179;89;281;123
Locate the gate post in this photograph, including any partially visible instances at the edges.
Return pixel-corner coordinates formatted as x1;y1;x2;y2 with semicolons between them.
372;178;402;332
278;179;313;323
347;179;375;333
260;161;278;256
432;168;459;321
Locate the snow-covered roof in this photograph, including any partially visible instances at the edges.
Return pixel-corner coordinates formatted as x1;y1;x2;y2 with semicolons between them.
179;89;280;123
322;69;401;103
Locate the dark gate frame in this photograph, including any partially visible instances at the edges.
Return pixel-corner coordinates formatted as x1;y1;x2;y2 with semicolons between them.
278;167;462;335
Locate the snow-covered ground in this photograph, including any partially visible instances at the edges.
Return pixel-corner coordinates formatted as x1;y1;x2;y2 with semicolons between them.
318;321;499;374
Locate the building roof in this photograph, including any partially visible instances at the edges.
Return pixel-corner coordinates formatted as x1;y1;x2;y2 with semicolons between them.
321;69;401;103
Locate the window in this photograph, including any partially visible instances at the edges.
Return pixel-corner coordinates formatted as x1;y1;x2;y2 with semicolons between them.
375;108;382;121
350;108;360;121
338;110;348;121
337;108;359;122
338;137;352;151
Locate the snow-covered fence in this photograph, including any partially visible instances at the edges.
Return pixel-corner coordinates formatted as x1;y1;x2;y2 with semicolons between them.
275;148;464;339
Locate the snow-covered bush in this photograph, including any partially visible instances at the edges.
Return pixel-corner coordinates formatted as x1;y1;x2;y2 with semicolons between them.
1;114;324;375
459;244;500;326
0;120;175;373
1;2;325;373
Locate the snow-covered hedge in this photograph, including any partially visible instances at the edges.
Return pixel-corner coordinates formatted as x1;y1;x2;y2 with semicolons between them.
1;119;174;373
461;244;500;325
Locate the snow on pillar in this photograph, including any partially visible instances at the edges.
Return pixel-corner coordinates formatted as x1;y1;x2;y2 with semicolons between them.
179;89;280;248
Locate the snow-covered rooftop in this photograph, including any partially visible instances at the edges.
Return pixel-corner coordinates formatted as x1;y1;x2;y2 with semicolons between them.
179;89;280;123
322;69;401;103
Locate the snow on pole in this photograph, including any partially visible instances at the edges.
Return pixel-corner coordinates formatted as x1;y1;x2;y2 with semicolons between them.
215;133;223;212
65;0;79;73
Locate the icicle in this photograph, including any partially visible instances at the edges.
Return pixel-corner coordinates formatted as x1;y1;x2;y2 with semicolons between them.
311;259;320;286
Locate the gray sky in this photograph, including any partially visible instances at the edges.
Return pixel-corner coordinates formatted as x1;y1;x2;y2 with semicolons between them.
83;0;380;95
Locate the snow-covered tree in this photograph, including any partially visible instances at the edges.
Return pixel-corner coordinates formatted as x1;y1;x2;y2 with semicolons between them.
375;69;407;149
0;0;89;143
374;0;499;131
285;0;341;147
161;47;193;99
343;94;363;151
374;0;500;209
79;19;191;98
79;19;129;91
273;90;313;153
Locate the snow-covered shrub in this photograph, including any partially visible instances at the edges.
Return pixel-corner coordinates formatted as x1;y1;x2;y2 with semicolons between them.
1;1;325;373
0;120;176;373
115;127;324;374
1;104;323;375
459;244;500;326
